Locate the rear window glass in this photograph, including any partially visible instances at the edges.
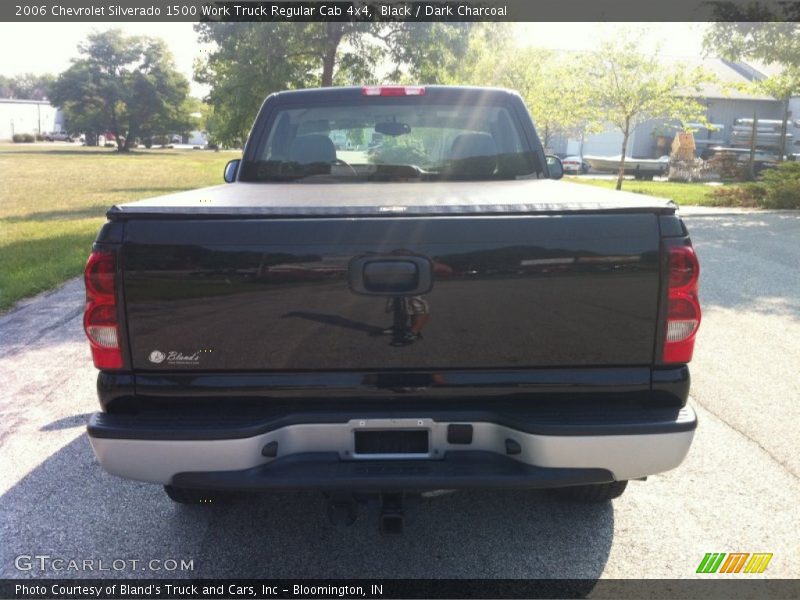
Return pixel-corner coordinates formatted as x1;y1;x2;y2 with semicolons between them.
240;101;541;183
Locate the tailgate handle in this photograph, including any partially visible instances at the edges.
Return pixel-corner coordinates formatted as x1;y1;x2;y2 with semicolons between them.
349;256;433;296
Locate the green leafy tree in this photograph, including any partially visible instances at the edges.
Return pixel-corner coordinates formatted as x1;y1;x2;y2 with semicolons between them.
384;23;504;84
581;36;709;190
705;22;800;160
751;69;800;161
703;20;800;66
453;34;600;153
194;23;494;146
346;127;365;148
195;23;384;146
0;73;55;100
49;30;194;152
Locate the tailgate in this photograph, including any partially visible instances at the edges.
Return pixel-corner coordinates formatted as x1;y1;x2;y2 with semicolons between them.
121;214;660;371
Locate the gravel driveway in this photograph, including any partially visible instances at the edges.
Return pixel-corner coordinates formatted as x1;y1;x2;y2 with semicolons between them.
1;208;798;582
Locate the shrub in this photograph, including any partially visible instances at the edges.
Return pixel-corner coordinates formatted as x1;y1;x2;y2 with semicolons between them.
12;133;35;143
35;133;45;141
710;162;800;209
710;184;766;207
759;161;800;209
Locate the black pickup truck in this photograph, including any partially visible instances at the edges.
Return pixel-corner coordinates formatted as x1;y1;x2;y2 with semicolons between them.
84;86;700;529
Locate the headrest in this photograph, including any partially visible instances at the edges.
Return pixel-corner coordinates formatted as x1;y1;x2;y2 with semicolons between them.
447;133;498;177
288;134;336;165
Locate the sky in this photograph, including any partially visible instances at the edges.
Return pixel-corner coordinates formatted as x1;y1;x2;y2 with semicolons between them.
0;22;711;98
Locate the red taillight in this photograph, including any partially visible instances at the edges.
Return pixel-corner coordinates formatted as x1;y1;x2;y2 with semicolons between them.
668;245;698;290
663;244;701;364
361;86;425;97
85;251;116;296
84;250;123;369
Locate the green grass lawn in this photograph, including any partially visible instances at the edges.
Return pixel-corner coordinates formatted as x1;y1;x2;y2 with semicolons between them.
565;177;731;206
0;144;233;311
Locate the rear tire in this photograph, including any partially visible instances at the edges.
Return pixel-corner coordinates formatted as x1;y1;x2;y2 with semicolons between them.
553;480;628;502
164;485;228;505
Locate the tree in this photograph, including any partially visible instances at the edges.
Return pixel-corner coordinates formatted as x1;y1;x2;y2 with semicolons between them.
704;22;800;161
49;30;194;152
194;22;495;146
581;36;708;190
195;22;385;146
752;69;800;161
0;73;55;100
703;20;800;66
453;33;600;153
384;23;502;84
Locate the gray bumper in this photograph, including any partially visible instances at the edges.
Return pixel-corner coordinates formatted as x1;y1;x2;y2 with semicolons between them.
88;408;697;488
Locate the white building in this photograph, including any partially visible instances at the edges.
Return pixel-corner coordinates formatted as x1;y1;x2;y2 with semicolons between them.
0;99;64;140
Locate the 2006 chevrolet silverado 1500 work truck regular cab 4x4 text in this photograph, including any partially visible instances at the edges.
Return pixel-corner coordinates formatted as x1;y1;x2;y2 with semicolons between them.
83;86;700;531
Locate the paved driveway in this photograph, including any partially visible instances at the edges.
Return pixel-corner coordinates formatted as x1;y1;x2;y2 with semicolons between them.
1;209;798;580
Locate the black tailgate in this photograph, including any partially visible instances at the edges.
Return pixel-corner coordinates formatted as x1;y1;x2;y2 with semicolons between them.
121;214;660;371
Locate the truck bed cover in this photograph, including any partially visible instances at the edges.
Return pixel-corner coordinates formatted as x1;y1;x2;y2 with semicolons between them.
109;179;676;219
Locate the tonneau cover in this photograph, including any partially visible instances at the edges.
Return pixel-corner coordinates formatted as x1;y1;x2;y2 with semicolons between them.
109;179;676;219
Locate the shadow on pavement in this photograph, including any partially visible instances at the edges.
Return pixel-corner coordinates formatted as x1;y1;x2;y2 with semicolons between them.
40;414;93;431
0;434;614;582
687;213;800;321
